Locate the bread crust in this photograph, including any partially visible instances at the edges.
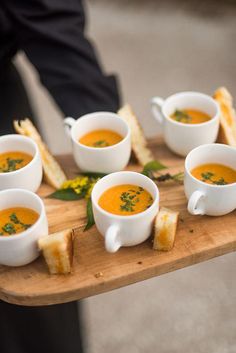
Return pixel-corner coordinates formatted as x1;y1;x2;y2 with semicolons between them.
118;104;155;166
213;87;236;146
14;118;67;189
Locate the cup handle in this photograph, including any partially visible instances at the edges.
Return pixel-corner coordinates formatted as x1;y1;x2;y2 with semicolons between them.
64;117;76;138
187;190;206;215
150;96;165;125
105;224;122;253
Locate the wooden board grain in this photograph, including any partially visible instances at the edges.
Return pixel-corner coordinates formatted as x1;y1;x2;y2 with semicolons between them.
0;139;236;306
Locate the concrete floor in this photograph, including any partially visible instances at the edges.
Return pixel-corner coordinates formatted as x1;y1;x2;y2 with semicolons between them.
15;1;236;352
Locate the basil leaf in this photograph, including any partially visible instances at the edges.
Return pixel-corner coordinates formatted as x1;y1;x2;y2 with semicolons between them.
142;160;167;177
80;172;107;179
48;188;86;201
84;198;95;231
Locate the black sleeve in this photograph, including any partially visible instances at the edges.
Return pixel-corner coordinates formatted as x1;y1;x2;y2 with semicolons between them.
3;0;120;117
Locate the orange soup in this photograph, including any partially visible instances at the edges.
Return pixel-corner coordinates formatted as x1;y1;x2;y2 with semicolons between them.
191;163;236;185
98;184;153;216
170;109;211;124
0;151;33;173
0;207;39;236
79;129;123;148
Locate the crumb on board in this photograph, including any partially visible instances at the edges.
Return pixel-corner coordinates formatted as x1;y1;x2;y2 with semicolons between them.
189;229;194;233
137;261;143;265
94;272;104;278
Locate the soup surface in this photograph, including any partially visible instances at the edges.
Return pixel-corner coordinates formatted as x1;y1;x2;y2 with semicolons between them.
0;207;39;236
79;129;123;148
170;109;211;124
191;163;236;185
0;151;33;173
98;184;153;216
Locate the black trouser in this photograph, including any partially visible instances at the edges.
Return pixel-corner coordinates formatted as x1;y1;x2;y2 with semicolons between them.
0;301;84;353
0;63;85;353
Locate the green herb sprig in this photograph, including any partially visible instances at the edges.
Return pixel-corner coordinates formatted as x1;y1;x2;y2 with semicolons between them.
0;158;23;173
201;172;227;185
120;190;141;212
93;140;109;147
1;213;32;235
142;160;184;183
173;110;191;123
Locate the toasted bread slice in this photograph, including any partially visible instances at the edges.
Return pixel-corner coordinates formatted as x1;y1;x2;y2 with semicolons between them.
153;207;179;251
117;104;155;166
38;229;74;274
14;119;67;189
213;87;236;146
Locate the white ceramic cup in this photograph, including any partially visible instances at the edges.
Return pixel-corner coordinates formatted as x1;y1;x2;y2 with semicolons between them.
64;112;131;173
0;134;43;192
91;171;159;253
151;91;220;156
184;144;236;216
0;189;48;266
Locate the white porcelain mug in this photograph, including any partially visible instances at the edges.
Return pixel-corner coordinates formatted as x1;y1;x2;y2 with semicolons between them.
64;112;131;173
0;134;43;192
0;189;48;266
91;171;159;253
151;92;220;156
184;144;236;216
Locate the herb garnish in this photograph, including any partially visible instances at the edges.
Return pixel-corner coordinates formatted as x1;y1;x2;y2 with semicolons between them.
1;213;32;235
173;110;191;123
93;140;109;147
2;223;16;235
10;212;32;229
0;158;23;173
201;172;227;185
120;189;143;212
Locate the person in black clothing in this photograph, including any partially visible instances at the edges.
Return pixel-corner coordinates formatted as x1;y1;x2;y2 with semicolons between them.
0;0;120;133
0;1;120;353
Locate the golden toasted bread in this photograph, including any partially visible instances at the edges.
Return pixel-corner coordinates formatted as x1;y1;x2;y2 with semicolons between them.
38;229;74;274
153;207;179;251
14;119;67;189
117;104;154;166
213;87;236;146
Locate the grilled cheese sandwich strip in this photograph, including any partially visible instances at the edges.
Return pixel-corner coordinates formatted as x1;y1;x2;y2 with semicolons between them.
153;207;179;251
38;229;74;274
213;87;236;146
118;104;155;166
14;119;67;189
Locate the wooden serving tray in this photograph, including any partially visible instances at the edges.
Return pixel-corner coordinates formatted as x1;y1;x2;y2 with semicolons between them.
0;139;236;306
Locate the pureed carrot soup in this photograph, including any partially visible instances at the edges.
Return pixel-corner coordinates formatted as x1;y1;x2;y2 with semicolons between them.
170;109;211;124
0;207;39;236
191;163;236;185
0;151;33;173
79;129;123;148
98;184;153;216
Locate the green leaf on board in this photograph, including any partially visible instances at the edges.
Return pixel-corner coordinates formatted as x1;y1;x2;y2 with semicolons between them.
142;160;167;177
47;188;86;201
84;198;95;231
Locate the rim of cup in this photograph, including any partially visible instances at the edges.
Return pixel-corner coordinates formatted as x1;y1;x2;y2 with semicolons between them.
70;112;131;151
0;189;45;242
185;143;236;189
162;91;220;128
92;171;159;220
0;134;39;176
